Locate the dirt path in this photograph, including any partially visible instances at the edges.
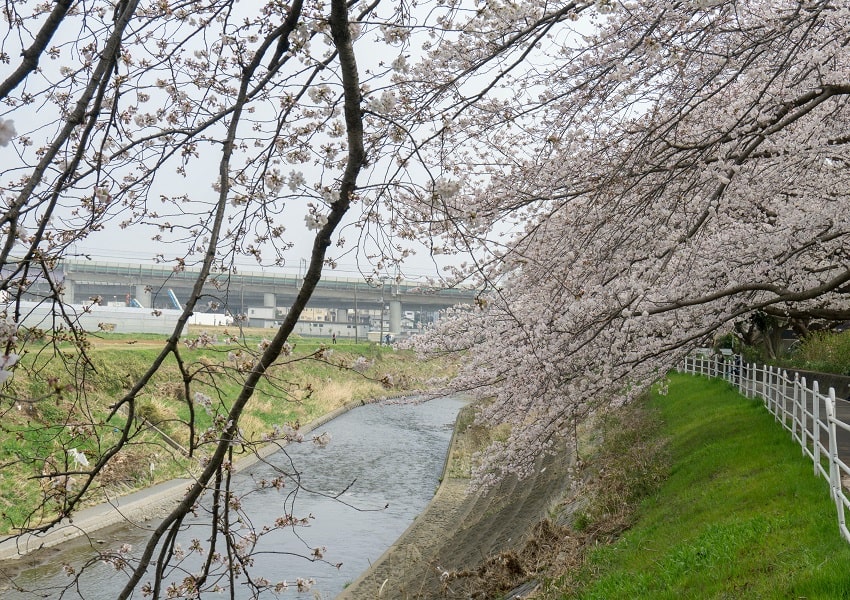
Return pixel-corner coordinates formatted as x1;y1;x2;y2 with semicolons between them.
337;437;575;599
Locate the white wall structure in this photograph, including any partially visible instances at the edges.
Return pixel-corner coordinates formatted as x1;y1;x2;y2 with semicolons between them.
13;301;182;335
188;313;233;327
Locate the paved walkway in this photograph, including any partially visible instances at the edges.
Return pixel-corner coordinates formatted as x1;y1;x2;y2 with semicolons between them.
0;477;190;561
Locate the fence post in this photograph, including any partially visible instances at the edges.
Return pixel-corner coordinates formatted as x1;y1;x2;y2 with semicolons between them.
752;362;759;401
824;388;848;542
784;370;793;430
762;364;768;406
768;366;776;420
792;373;800;449
732;354;739;391
759;362;767;405
813;380;821;477
763;364;769;407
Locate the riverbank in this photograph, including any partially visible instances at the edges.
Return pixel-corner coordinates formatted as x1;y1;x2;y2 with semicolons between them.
563;374;850;598
0;336;453;536
9;374;845;598
0;391;573;597
337;409;577;600
0;393;399;563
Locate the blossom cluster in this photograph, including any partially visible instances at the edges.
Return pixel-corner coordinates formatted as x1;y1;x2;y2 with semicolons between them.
0;119;15;146
351;356;372;372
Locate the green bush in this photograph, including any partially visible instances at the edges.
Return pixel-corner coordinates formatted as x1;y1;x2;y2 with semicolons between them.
792;329;850;375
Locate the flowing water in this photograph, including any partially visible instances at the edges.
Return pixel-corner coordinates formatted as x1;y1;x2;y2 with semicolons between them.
2;396;466;599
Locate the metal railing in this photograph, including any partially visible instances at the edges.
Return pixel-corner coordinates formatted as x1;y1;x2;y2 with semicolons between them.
679;353;850;544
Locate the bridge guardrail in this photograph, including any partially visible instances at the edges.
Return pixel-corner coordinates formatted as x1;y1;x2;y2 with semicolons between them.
679;354;850;544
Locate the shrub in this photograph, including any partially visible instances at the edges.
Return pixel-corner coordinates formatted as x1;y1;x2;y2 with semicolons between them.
793;329;850;375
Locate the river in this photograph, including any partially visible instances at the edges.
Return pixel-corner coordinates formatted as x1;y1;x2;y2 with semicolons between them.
2;395;467;599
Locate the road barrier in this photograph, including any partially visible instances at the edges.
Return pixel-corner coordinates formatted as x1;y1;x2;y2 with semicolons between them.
679;353;850;544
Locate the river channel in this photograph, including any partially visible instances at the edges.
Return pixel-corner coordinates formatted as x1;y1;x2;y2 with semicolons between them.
2;395;467;599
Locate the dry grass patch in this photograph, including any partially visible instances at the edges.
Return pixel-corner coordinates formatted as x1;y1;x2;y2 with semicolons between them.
236;414;268;441
311;379;359;413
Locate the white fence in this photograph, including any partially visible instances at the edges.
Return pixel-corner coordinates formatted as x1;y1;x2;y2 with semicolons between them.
679;354;850;544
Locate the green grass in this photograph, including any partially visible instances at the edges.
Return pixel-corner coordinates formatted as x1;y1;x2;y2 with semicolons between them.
563;374;850;599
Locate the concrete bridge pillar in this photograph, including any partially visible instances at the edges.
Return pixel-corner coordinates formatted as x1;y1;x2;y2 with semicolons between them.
389;300;402;334
61;278;75;304
135;284;151;308
263;293;275;308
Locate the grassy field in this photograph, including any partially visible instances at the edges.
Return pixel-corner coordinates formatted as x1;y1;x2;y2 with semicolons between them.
549;374;850;599
0;329;454;534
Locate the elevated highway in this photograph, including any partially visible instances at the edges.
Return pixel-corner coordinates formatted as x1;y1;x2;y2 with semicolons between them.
53;259;477;331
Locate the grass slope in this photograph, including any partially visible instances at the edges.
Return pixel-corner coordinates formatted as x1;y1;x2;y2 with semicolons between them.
571;374;850;599
0;332;452;534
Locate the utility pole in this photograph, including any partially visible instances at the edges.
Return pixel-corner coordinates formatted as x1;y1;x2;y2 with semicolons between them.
379;279;385;345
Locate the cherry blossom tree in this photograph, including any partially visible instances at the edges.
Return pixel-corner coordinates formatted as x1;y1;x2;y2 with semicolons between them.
0;0;849;596
404;0;850;482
